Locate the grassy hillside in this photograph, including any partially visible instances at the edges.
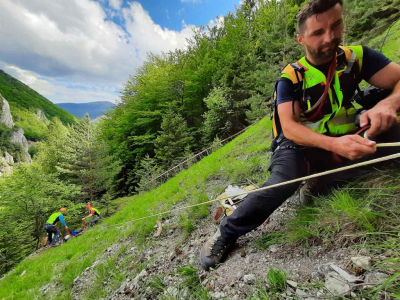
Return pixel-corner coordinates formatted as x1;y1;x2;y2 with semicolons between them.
369;20;400;62
0;117;272;299
0;70;75;140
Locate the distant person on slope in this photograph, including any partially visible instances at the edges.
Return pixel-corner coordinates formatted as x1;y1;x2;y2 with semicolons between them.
200;0;400;271
83;204;101;226
44;208;69;245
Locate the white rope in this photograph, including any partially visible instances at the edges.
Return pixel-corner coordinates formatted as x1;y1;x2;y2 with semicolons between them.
376;142;400;147
142;126;251;186
99;151;400;230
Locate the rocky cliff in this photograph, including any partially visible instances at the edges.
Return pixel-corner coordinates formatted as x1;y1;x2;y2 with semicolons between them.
0;93;14;128
0;94;32;175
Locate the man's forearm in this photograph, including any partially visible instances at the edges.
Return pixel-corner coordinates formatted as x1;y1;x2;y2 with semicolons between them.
282;120;335;151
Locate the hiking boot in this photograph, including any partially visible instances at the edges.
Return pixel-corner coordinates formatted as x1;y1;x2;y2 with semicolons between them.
200;228;235;271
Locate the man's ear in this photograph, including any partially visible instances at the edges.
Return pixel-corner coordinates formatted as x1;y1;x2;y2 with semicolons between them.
297;34;304;45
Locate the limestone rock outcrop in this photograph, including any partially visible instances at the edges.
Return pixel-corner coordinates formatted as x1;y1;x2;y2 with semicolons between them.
10;128;31;163
36;108;48;121
0;94;32;168
0;93;14;128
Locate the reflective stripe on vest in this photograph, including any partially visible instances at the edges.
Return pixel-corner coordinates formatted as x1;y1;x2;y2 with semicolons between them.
281;45;363;136
47;212;62;225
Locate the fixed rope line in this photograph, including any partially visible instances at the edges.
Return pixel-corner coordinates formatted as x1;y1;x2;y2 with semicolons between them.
143;125;252;186
98;147;400;231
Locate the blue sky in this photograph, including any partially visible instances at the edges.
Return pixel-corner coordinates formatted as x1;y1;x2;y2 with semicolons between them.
0;0;242;104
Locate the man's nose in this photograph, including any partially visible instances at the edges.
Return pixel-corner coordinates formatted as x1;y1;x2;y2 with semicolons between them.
322;29;335;44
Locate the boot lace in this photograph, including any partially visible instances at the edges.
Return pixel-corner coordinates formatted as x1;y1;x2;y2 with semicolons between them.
210;238;228;256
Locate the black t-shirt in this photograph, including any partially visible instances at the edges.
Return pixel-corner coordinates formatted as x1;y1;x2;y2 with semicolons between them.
276;46;391;105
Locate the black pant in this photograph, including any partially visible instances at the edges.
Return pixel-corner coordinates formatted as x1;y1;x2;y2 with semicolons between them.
44;224;59;244
220;124;400;242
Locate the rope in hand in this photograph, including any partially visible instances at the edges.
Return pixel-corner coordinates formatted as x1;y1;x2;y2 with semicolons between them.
95;144;400;231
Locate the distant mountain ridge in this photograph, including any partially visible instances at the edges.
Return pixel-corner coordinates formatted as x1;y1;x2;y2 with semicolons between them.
57;101;114;119
0;70;75;140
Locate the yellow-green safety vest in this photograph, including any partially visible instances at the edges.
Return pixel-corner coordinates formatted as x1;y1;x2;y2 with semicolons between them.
276;45;364;137
90;207;100;216
46;212;62;225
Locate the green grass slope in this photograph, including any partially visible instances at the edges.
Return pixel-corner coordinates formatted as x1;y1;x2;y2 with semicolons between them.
0;117;272;299
369;20;400;62
0;70;75;140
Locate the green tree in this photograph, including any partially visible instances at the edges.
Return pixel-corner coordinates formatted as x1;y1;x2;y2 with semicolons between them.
0;163;81;274
155;111;193;167
57;114;121;203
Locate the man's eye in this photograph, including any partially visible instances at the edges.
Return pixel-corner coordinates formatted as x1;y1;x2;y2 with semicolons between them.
313;30;323;36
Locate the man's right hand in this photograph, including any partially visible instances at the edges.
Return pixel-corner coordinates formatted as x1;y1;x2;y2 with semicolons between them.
330;135;377;160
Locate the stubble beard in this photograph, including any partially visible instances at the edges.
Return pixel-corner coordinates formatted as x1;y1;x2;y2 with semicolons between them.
306;38;341;64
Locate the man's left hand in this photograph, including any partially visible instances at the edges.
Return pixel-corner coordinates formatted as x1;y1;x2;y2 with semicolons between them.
359;100;397;137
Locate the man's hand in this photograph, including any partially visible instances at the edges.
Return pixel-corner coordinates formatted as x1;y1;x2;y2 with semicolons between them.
82;218;85;221
360;101;398;137
330;135;376;160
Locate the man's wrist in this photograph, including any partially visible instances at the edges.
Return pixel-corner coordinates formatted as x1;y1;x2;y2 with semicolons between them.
319;135;336;152
382;94;400;112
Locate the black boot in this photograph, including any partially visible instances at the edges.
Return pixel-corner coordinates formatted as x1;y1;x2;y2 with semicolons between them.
200;229;235;271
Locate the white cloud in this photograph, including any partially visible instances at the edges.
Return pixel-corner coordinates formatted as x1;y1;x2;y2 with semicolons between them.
109;0;122;10
0;0;198;103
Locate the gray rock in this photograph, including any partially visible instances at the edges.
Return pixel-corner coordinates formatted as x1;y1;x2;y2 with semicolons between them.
325;271;351;296
296;289;308;297
210;291;226;299
243;274;256;284
351;256;372;270
231;296;239;300
364;272;389;288
236;271;243;280
166;286;179;298
317;264;332;276
4;152;13;165
10;128;31;163
286;280;298;288
330;264;358;283
311;271;322;280
0;95;14;128
269;244;278;253
36;109;47;121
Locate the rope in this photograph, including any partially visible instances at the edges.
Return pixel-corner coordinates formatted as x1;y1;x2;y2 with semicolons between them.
376;142;400;147
142;125;252;187
98;150;400;231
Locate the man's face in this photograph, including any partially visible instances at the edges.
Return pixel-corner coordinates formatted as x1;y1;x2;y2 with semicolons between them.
297;3;343;64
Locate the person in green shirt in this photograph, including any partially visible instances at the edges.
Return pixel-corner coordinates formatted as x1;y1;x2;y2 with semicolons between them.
44;208;69;245
83;204;101;226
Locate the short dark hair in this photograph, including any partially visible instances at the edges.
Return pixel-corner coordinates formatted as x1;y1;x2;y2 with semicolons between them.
298;0;343;34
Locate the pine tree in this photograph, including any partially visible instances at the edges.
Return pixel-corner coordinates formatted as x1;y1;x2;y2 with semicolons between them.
57;114;121;202
155;111;193;168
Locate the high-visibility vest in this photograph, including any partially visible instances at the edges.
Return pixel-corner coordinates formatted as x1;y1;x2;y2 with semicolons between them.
46;212;62;225
273;45;364;137
91;207;100;216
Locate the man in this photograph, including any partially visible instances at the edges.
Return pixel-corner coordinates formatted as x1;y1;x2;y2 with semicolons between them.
44;208;69;245
83;204;101;226
200;0;400;271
